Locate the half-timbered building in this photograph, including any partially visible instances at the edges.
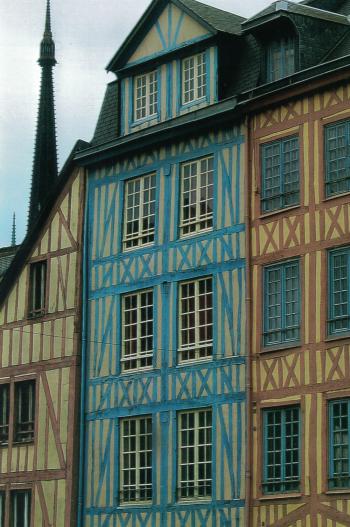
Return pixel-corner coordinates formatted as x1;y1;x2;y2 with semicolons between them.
241;0;350;525
0;2;87;525
76;1;248;525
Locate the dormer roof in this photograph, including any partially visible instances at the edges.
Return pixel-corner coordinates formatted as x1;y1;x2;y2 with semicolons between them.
107;0;245;73
242;0;350;32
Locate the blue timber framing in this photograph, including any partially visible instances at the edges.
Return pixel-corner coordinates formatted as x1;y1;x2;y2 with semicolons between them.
80;123;246;527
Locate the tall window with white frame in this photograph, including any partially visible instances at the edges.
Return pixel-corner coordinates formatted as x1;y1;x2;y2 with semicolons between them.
0;490;4;527
178;408;212;500
122;289;153;372
120;416;152;503
123;173;156;250
178;277;213;363
11;489;31;527
28;260;47;318
0;384;9;446
134;71;158;121
180;156;214;236
14;381;35;443
182;52;207;105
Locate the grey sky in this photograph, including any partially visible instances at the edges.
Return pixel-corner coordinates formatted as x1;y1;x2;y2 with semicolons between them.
0;0;298;246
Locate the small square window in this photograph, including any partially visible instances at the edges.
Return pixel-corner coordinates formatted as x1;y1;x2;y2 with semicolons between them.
134;71;158;121
328;247;350;335
14;381;35;443
261;136;299;213
267;37;295;82
329;399;350;489
122;290;153;372
263;259;300;347
182;52;207;105
180;156;214;236
263;406;300;494
325;120;350;197
178;277;213;363
10;490;31;527
28;261;47;318
120;416;152;503
123;174;156;250
177;408;212;500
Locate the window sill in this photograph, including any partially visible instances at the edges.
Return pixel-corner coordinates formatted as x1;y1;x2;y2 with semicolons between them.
177;497;212;504
131;114;158;127
179;226;213;240
259;204;304;221
120;366;155;376
259;341;301;355
322;190;350;203
325;332;350;343
12;440;34;446
176;357;213;368
27;311;46;321
325;489;350;495
122;241;155;254
180;96;207;111
259;492;302;501
118;501;152;508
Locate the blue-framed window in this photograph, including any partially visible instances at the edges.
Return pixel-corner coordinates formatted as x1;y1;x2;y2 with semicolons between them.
328;247;350;335
182;52;207;106
133;70;158;122
261;136;299;213
325;120;350;197
263;406;300;494
267;37;295;82
329;399;350;489
264;259;300;347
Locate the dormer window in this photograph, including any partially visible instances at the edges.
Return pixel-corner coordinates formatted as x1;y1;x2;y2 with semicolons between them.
182;52;207;105
134;71;158;121
267;37;295;82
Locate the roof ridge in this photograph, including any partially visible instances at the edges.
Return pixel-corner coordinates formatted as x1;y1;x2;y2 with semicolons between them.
178;0;245;21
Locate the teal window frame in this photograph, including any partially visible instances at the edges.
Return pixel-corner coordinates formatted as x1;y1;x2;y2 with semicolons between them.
261;136;300;213
329;399;350;489
263;259;300;347
267;37;295;82
325;120;350;197
328;247;350;335
263;406;301;494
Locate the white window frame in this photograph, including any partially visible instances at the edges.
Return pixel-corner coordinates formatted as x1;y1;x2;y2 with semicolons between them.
134;70;158;122
123;173;156;251
11;490;31;527
180;155;214;237
121;289;153;372
182;52;207;105
120;416;152;503
178;277;213;363
178;408;212;500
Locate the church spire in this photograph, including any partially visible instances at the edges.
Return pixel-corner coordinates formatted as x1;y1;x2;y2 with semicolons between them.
28;0;58;229
11;213;16;247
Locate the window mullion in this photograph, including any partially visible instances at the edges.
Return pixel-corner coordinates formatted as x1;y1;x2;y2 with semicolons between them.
281;410;286;489
194;412;199;497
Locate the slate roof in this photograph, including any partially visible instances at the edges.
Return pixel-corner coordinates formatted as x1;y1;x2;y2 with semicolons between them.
0;246;18;280
91;81;119;146
178;0;245;35
243;1;350;27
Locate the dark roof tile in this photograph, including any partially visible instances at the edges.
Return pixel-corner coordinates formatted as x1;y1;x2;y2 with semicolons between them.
91;81;119;146
178;0;245;34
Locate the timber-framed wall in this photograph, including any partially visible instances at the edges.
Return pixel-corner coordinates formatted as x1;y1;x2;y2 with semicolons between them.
249;79;350;527
0;166;85;526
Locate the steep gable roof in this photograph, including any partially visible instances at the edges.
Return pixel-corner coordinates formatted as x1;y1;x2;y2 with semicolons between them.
107;0;245;72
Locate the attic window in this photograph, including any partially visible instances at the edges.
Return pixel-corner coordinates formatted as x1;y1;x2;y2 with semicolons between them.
134;71;158;121
266;37;295;82
28;260;47;318
182;52;207;105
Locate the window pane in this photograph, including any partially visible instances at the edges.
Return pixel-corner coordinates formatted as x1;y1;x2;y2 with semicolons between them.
179;278;213;362
178;409;212;499
28;261;47;317
120;416;152;502
182;53;207;105
329;400;350;489
263;407;300;493
0;385;9;445
122;290;153;371
134;71;158;121
11;490;31;527
123;174;156;250
329;248;350;335
325;122;350;197
14;381;35;443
